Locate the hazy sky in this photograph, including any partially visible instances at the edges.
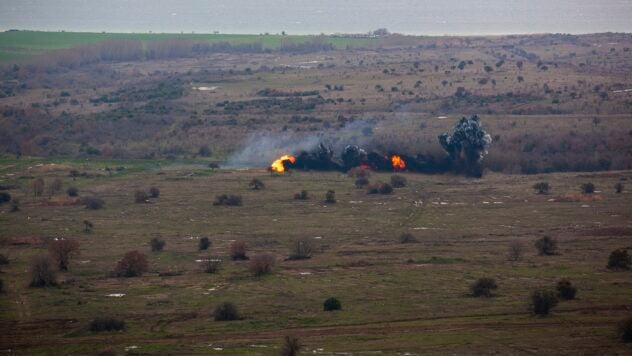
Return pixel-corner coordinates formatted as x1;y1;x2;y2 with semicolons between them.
1;0;631;35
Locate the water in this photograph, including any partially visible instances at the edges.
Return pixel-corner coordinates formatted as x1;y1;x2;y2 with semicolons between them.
1;0;631;35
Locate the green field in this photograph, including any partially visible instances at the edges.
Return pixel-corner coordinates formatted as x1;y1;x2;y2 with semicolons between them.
0;30;379;62
0;156;631;353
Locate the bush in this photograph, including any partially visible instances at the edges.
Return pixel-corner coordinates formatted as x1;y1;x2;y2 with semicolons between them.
114;251;148;277
83;220;94;233
82;196;105;210
368;183;393;195
607;249;631;270
281;335;302;356
134;190;149;203
470;278;498;297
535;236;558;256
323;297;341;311
213;194;242;206
288;238;314;260
615;182;624;193
48;238;80;271
249;178;265;190
531;289;558;315
249;254;275;276
0;254;8;265
581;182;595;194
618;317;632;343
0;191;11;204
202;257;222;274
150;237;165;252
556;279;577;300
325;190;336;203
89;317;126;332
229;240;248;260
48;178;63;196
149;187;160;198
29;256;57;287
66;187;79;197
508;240;524;261
533;182;550;194
390;175;407;188
213;302;240;321
399;233;418;244
354;177;369;188
199;237;211;251
294;190;309;200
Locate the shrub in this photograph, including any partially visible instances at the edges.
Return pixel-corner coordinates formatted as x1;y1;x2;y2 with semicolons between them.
150;237;165;252
354;177;369;188
0;254;8;265
67;187;79;197
294;190;309;200
615;182;624;193
114;251;148;277
288;238;314;260
556;279;577;300
249;254;275;276
470;278;497;297
390;175;407;188
281;336;302;356
199;237;211;251
149;187;160;198
618;317;632;343
213;302;240;321
581;182;595;194
249;178;265;190
399;233;418;244
82;196;105;210
48;178;63;196
368;183;393;195
607;249;631;270
0;191;11;204
508;240;524;261
531;289;558;315
29;256;57;287
323;297;341;311
202;257;222;274
83;220;93;233
89;317;126;332
134;190;149;203
325;190;336;203
535;236;558;256
229;240;248;260
48;238;80;271
213;194;242;206
533;182;550;194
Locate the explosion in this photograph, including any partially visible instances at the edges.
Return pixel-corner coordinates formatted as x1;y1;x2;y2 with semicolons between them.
270;155;296;173
438;114;492;177
391;155;406;170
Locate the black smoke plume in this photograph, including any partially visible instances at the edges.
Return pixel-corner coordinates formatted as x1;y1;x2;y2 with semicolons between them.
438;115;492;177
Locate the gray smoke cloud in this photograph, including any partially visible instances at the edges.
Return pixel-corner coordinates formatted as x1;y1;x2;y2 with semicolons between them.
438;114;492;176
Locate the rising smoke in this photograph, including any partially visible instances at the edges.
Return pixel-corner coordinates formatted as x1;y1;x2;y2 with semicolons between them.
438;114;492;177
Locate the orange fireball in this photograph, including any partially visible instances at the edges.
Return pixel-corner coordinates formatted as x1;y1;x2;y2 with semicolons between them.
270;155;296;173
391;155;406;170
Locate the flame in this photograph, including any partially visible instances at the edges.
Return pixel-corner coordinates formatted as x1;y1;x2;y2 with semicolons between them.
391;155;406;170
270;155;296;173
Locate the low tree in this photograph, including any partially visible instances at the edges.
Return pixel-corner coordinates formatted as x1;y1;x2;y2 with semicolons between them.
67;186;79;197
533;182;550;194
114;251;148;277
281;336;302;356
325;190;336;203
82;196;105;210
48;178;63;196
288;238;314;260
0;191;11;204
249;254;275;276
508;240;524;261
149;187;160;198
581;182;595;194
48;238;80;271
213;302;240;321
29;256;57;287
202;257;222;274
556;279;577;300
229;240;248;260
83;220;94;233
535;236;558;256
198;237;211;251
607;249;631;270
323;297;341;311
248;178;265;190
470;278;498;297
150;237;165;252
531;289;558;316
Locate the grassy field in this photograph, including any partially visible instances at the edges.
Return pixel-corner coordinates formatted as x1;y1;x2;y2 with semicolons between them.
0;31;379;62
0;156;631;354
